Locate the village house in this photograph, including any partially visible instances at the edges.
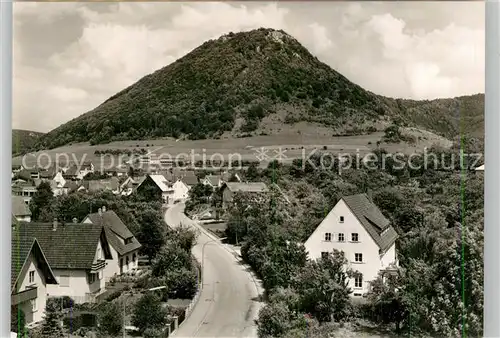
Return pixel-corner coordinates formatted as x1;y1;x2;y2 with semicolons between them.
62;166;79;181
136;174;174;204
11;229;57;327
120;177;139;196
79;177;120;194
16;220;112;304
76;162;95;180
303;193;399;297
12;164;23;177
201;175;223;189
221;182;269;208
172;178;191;201
12;181;37;203
82;207;142;282
12;195;31;222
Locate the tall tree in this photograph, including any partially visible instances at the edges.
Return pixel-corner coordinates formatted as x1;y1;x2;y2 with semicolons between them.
29;181;55;221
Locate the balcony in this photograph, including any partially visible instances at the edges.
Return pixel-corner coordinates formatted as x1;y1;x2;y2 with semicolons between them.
90;259;106;273
12;286;37;305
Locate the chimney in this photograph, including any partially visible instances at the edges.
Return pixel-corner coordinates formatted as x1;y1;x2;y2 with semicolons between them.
52;218;58;231
102;205;106;213
98;208;102;216
72;217;78;224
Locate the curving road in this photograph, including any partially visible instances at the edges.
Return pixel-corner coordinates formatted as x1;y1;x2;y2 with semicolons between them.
165;203;263;338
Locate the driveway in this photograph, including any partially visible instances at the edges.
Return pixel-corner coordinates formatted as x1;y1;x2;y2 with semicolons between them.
165;203;263;338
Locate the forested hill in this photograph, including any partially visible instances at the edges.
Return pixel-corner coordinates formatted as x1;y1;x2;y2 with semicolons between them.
33;28;484;151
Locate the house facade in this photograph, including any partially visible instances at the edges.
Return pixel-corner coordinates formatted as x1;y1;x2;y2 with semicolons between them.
304;194;399;297
82;207;142;282
11;233;57;327
17;220;112;304
172;179;190;201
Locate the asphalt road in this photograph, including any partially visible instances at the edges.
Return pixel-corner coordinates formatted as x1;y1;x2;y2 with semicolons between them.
164;203;262;338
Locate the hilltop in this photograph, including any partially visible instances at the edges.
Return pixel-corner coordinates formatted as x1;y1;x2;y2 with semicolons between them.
33;28;484;151
12;129;44;156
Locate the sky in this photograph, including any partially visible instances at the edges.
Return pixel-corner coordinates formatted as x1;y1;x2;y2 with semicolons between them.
13;1;484;133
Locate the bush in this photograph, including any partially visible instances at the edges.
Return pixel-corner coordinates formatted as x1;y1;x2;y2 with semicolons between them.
143;327;164;338
98;302;123;336
105;290;122;302
132;292;168;333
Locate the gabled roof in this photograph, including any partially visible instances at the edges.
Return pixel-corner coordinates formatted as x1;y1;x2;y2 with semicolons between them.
224;182;269;193
63;181;79;192
221;172;241;182
341;193;398;252
146;174;173;192
11;230;57;292
12;195;31;217
15;221;111;270
85;210;141;256
204;175;221;186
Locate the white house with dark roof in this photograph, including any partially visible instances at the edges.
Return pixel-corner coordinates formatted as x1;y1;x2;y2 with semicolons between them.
16;220;112;304
11;229;57;327
12;195;31;222
136;174;174;204
304;193;399;297
82;207;142;281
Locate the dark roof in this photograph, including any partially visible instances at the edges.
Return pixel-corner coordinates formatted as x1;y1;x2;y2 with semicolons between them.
12;195;31;216
63;166;78;176
63;181;79;192
341;193;399;252
11;229;57;292
85;210;141;256
16;221;111;270
81;178;119;192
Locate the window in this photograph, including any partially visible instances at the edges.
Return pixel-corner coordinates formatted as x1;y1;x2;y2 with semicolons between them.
59;275;70;287
28;270;35;284
354;275;363;288
338;233;345;242
324;233;332;241
97;248;101;260
120;258;123;267
31;298;37;312
88;273;96;284
351;233;359;242
355;253;363;263
321;252;329;260
339;216;344;223
132;253;137;263
126;256;130;267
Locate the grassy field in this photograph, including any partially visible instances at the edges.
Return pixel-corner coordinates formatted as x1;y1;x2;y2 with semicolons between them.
12;130;451;169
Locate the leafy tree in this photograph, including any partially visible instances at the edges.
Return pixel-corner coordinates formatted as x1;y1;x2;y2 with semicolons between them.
98;301;123;336
29;181;55;221
292;250;353;322
132;292;168;334
152;241;193;277
135;208;166;262
245;162;260;181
